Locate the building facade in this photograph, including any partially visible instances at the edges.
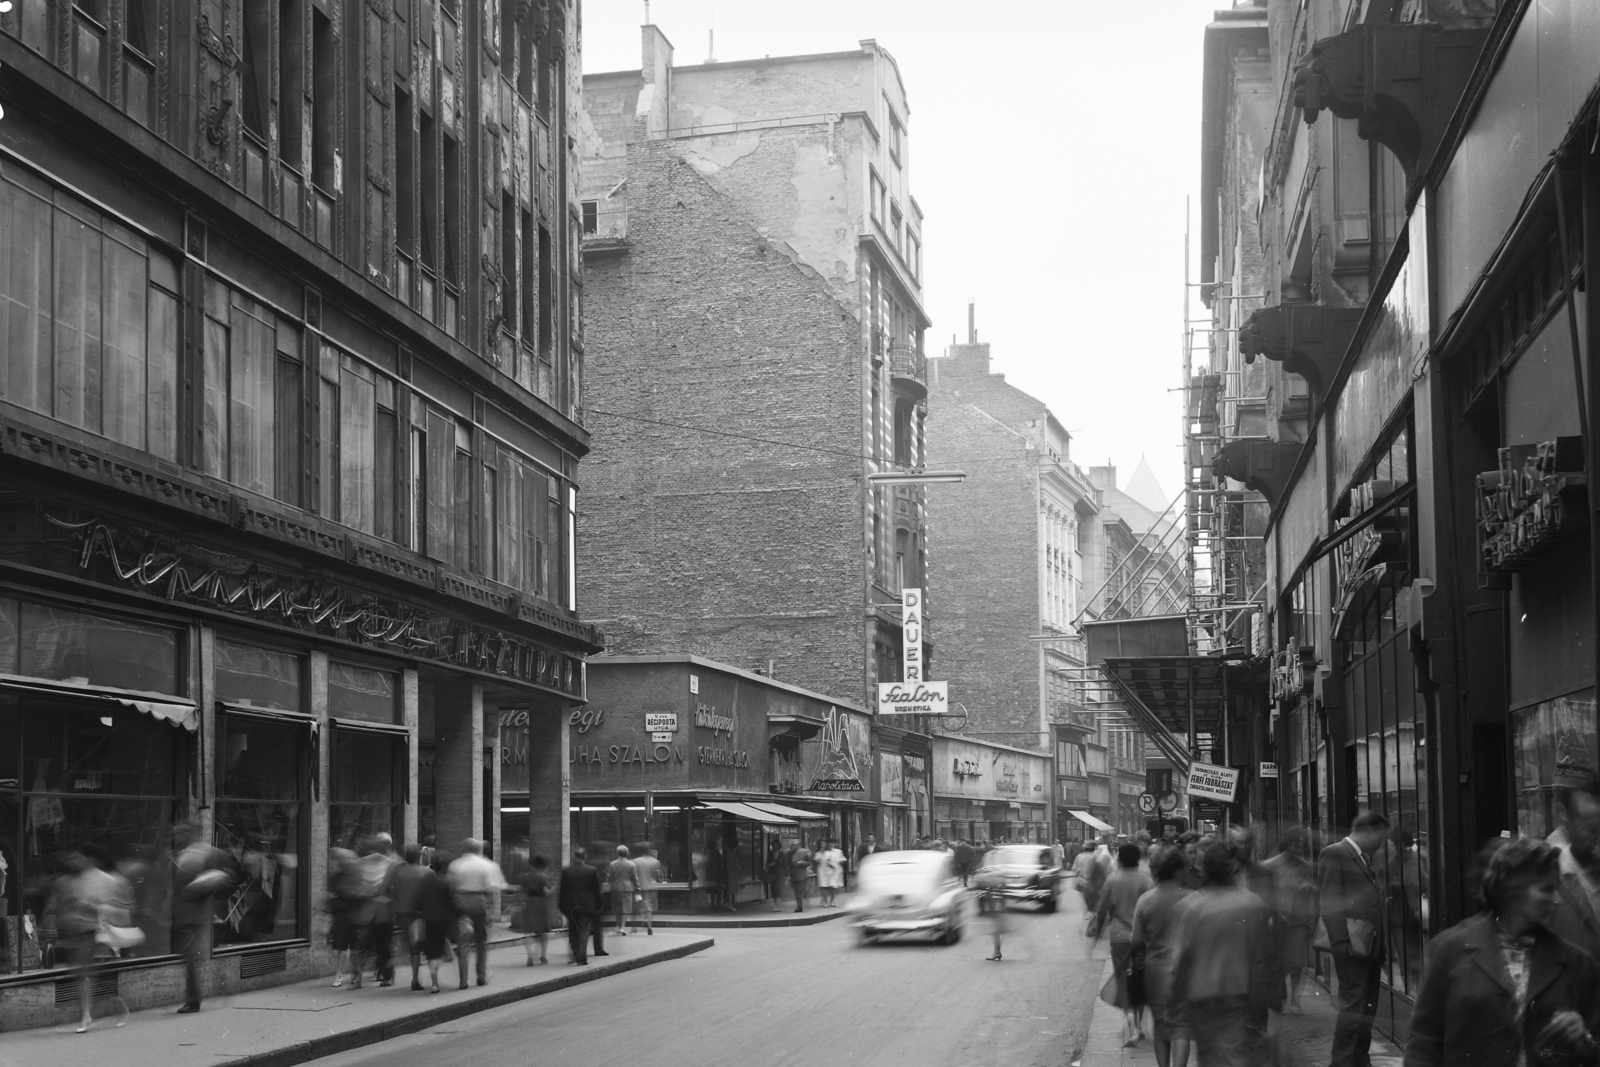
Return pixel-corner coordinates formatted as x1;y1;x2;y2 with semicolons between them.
0;0;594;1027
577;28;934;846
1198;0;1599;1045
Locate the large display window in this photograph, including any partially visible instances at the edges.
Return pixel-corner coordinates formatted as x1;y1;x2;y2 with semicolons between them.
214;709;310;946
329;725;407;845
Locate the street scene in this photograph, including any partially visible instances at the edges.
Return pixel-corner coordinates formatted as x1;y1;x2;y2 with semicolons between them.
4;0;1600;1065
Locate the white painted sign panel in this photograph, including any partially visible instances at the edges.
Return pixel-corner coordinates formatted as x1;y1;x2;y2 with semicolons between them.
644;713;677;732
902;588;924;681
877;680;950;715
1259;762;1279;779
1185;761;1240;803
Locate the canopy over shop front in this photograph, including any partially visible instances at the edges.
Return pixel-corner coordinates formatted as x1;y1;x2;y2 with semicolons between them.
1069;809;1115;833
747;801;829;822
0;673;198;731
697;800;797;826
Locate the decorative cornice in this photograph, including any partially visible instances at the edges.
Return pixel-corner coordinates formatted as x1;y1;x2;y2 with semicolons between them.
1293;23;1490;188
1238;303;1366;408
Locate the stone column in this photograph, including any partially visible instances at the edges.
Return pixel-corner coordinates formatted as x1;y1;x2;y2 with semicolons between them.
432;677;484;851
402;669;420;846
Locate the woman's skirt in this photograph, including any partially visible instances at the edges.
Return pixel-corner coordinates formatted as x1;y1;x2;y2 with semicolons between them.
1107;940;1146;1010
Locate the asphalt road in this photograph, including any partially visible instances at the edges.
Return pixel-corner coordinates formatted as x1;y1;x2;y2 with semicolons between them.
309;890;1106;1067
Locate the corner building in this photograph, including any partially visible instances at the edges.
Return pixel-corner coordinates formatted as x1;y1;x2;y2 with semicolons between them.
0;0;596;1027
1199;0;1600;1046
578;28;934;847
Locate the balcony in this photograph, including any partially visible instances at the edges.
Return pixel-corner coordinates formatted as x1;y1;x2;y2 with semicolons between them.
579;199;628;257
887;344;927;400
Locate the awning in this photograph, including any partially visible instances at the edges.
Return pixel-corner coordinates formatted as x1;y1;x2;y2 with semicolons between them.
1069;810;1115;832
746;801;829;822
697;800;797;826
0;674;198;732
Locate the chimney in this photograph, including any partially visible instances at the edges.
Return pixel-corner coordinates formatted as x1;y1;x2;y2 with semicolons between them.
637;24;674;140
967;300;976;344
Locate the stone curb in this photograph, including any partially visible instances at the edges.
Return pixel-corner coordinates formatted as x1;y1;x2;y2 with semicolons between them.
232;937;716;1067
637;908;851;929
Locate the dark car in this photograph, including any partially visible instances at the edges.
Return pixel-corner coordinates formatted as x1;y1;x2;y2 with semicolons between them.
973;845;1063;911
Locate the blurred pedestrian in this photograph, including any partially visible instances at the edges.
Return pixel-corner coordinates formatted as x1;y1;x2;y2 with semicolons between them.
705;838;726;910
359;833;400;985
1319;811;1391;1067
633;845;664;935
1132;846;1193;1067
977;865;1007;961
558;846;604;965
607;845;639;936
1547;778;1600;962
953;839;977;886
1096;843;1155;1046
1177;832;1205;891
387;844;429;990
1170;839;1277;1066
171;822;233;1013
1263;826;1316;1014
815;839;846;907
53;845;132;1032
512;855;553;964
326;836;364;988
854;833;885;891
1074;841;1104;913
788;837;814;913
1405;836;1600;1067
413;855;456;993
446;839;505;988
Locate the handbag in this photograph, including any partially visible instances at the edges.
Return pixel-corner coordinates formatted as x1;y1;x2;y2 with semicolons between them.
1346;917;1379;958
1312;918;1332;952
97;922;146;950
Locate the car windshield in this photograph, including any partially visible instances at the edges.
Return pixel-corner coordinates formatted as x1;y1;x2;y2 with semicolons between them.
984;847;1050;867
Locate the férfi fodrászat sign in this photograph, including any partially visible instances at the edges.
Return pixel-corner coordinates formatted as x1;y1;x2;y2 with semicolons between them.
1184;761;1240;803
876;680;949;714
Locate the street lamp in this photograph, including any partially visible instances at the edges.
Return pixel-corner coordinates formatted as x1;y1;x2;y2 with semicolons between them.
867;468;966;486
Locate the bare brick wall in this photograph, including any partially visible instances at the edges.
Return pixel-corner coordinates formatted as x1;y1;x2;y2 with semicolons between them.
924;390;1045;749
578;140;871;704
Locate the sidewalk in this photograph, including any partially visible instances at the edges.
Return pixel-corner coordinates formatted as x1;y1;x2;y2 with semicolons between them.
1078;953;1403;1067
0;930;714;1067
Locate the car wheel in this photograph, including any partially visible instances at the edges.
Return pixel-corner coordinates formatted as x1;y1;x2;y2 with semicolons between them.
949;915;963;944
857;928;876;946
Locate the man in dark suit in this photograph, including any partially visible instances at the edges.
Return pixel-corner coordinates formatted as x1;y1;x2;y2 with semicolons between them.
558;847;605;965
1319;810;1391;1067
1548;779;1600;963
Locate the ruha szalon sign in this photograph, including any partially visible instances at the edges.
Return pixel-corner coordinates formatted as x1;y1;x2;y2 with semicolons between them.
877;588;951;714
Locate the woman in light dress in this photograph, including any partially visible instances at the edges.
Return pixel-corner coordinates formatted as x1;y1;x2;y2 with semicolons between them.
814;839;846;908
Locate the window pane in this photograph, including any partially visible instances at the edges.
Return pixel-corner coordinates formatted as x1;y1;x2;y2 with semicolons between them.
0;597;18;674
202;304;229;477
214;638;303;712
101;234;148;450
53;207;104;433
330;730;402;843
275;355;303;505
375;406;396;540
18;602;180;694
230;302;276;494
328;662;398;723
146;282;178;459
340;362;376;531
21;699;177;795
218;713;303;801
213;799;303;944
0;174;54;414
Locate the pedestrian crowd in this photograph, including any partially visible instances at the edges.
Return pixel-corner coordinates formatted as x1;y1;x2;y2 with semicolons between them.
1065;781;1600;1067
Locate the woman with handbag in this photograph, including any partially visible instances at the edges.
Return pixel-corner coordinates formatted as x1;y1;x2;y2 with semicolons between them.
52;845;132;1032
1096;843;1155;1047
1132;846;1194;1067
512;855;554;964
1405;836;1600;1067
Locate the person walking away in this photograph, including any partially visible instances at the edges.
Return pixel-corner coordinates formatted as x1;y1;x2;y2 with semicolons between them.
326;837;364;988
1547;778;1600;963
1096;843;1156;1047
1319;811;1392;1067
446;838;504;988
954;839;977;887
512;855;553;963
558;847;605;964
1169;839;1277;1066
359;833;400;985
1132;846;1194;1067
633;845;664;934
387;844;430;990
788;838;814;913
607;845;640;936
1263;826;1316;1014
815;839;846;907
1073;843;1102;912
974;857;1007;960
1405;835;1600;1067
171;822;233;1013
53;845;132;1032
412;856;456;993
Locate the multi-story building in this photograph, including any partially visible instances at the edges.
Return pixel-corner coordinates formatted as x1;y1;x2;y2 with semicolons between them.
1197;0;1600;1045
926;309;1161;843
0;0;595;1026
578;28;932;851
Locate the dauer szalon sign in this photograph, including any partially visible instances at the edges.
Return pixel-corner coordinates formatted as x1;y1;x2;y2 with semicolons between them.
876;680;950;715
1184;760;1240;803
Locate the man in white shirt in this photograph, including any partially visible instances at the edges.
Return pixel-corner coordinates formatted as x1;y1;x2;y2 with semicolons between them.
446;839;506;988
1548;780;1600;963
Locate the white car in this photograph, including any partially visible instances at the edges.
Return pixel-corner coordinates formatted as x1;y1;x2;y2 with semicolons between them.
853;850;970;946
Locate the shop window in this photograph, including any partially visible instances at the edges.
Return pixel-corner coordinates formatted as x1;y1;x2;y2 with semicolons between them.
329;726;407;845
1;599;180;696
214;638;304;712
214;710;309;945
0;164;179;460
0;691;184;973
328;662;399;724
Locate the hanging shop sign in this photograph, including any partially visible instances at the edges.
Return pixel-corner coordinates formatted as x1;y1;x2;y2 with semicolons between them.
1477;437;1588;574
1269;644;1318;705
1331;477;1410;639
805;706;870;793
903;588;925;681
879;588;951;713
1184;761;1240;803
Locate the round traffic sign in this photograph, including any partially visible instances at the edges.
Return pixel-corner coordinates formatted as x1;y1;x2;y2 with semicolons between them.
1158;791;1179;813
1137;792;1157;814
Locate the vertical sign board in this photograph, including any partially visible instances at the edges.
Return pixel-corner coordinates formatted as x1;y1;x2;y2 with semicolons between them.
902;588;923;681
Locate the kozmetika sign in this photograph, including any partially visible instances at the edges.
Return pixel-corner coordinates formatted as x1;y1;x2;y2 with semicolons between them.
1185;761;1240;803
876;680;949;715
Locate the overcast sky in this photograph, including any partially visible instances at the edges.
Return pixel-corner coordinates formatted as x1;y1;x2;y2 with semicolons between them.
581;0;1226;505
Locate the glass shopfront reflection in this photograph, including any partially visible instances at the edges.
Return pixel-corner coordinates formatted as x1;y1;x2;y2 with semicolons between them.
214;710;308;945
